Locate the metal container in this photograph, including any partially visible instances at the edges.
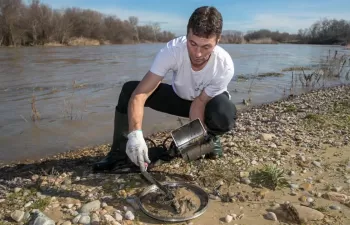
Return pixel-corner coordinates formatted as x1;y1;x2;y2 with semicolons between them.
170;119;214;161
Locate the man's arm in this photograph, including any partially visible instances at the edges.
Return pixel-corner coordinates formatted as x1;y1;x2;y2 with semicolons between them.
189;90;212;126
128;71;163;132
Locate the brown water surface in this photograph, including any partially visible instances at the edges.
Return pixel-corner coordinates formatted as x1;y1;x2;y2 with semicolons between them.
0;44;349;163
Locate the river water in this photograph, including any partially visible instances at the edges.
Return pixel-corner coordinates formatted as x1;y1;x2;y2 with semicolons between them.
0;43;349;163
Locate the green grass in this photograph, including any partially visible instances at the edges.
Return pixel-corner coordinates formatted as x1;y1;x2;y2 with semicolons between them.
282;66;312;72
284;104;297;112
250;164;289;191
258;72;284;78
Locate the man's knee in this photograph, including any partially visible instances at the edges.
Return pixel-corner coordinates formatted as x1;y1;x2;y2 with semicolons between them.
116;81;140;114
204;93;237;135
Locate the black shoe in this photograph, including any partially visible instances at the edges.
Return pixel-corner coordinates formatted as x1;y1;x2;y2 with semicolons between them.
93;110;129;172
93;149;128;171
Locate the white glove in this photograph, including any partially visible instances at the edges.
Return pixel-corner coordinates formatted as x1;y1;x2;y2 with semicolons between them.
126;130;151;171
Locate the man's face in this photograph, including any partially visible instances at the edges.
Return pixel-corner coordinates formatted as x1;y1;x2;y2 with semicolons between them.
186;29;219;67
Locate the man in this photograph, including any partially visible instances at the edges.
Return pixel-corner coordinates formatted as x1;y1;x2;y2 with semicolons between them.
93;6;237;172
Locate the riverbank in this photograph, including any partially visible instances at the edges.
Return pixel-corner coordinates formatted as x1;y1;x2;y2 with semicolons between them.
0;85;349;224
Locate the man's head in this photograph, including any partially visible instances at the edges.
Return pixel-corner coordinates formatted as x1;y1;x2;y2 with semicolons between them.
186;6;223;67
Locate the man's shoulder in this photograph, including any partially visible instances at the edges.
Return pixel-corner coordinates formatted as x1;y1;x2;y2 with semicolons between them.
164;36;187;50
213;45;234;69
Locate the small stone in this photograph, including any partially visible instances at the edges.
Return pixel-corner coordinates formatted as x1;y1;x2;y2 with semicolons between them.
290;184;299;189
225;215;233;223
346;180;350;184
251;160;258;165
322;192;348;204
290;171;296;176
300;183;313;191
11;210;25;222
307;197;314;203
79;200;101;213
239;171;249;178
75;176;81;181
62;221;72;225
259;133;275;141
332;186;343;192
0;199;5;203
312;161;321;167
241;178;251;185
265;212;278;221
72;214;82;224
14;187;22;193
24;201;33;208
329;205;341;210
79;215;91;224
114;212;123;221
125;211;135;220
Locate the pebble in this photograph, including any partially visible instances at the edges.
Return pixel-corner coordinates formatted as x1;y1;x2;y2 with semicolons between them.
62;221;72;225
14;187;22;193
265;212;278;221
332;186;343;192
79;200;101;213
241;178;251;185
125;211;135;220
329;205;341;210
313;161;321;167
114;212;123;221
290;184;299;189
11;210;25;222
79;215;91;224
225;215;233;223
346;179;350;184
290;171;296;176
72;214;81;223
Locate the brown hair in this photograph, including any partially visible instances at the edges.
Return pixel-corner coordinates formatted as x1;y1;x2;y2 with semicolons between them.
187;6;223;40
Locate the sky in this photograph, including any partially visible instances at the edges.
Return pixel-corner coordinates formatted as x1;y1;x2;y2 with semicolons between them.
40;0;350;36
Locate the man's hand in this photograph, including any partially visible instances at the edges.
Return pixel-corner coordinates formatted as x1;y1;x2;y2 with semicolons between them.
126;130;151;171
190;90;212;126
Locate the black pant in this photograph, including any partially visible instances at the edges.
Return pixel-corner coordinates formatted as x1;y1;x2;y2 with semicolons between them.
116;81;237;135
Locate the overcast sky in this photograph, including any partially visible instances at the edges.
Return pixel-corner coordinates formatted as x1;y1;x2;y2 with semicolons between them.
40;0;350;35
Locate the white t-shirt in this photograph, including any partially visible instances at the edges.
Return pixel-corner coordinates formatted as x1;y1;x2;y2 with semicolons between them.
150;36;235;101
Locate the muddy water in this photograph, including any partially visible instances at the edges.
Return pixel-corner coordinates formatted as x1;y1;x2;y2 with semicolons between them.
0;44;349;163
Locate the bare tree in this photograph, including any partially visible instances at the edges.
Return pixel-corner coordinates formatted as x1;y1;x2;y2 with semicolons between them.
128;16;139;43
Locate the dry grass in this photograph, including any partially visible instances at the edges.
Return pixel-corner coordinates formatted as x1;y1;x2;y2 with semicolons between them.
67;37;100;46
44;42;65;47
31;95;40;121
248;38;277;44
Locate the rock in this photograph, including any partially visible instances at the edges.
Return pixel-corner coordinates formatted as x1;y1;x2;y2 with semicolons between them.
79;215;91;224
225;215;233;223
322;192;349;204
29;209;55;225
259;133;275;141
114;212;123;221
91;213;100;225
62;221;72;225
79;200;101;213
329;205;341;210
264;212;278;221
14;187;22;193
312;161;321;168
293;205;324;222
331;186;343;192
290;184;299;189
289;171;296;176
239;171;249;178
72;214;81;223
300;183;313;191
11;210;25;222
241;178;251;185
104;214;119;224
125;210;135;220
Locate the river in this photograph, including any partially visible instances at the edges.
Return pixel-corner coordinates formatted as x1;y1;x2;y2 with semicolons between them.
0;43;349;163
